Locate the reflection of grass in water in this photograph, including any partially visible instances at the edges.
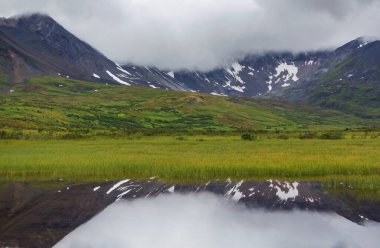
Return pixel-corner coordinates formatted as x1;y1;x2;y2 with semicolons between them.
1;136;380;196
321;176;380;201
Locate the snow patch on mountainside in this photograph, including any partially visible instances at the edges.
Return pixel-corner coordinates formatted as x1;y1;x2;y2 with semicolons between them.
266;76;274;91
266;61;299;91
106;70;131;85
274;62;299;82
225;62;246;85
358;42;368;48
231;62;244;74
223;80;245;92
211;92;227;96
167;71;175;78
115;63;132;75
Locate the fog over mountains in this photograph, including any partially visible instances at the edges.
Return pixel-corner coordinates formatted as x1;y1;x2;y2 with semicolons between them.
1;14;380;118
1;0;380;71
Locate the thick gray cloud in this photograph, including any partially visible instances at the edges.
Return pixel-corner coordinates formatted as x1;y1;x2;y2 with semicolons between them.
55;193;380;248
1;0;380;71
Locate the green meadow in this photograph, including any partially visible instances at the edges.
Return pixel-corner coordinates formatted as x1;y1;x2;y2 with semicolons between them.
1;135;379;190
0;77;380;196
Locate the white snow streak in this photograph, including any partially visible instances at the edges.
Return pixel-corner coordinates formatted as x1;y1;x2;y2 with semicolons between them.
107;179;130;194
167;71;175;78
225;180;245;201
211;92;227;96
225;62;246;85
106;70;131;85
115;63;132;75
224;80;245;92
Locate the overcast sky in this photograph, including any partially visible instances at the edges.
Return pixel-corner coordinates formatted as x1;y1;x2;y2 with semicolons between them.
1;0;380;71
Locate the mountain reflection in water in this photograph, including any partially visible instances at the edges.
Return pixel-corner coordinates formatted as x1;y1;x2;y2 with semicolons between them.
55;193;380;248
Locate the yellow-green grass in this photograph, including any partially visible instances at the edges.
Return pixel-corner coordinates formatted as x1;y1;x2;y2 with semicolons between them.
1;136;379;189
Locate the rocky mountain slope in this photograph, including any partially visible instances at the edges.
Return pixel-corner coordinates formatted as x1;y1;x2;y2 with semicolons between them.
120;38;380;118
280;40;380;118
0;14;185;90
1;14;379;118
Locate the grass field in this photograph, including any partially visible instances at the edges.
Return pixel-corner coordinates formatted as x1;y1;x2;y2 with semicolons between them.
1;135;379;191
1;77;380;198
0;76;376;137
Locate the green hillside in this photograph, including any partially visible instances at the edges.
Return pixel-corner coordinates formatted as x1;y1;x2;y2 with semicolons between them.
308;42;380;119
0;76;375;138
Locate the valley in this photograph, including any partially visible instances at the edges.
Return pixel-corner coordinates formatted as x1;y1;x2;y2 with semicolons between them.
1;8;380;248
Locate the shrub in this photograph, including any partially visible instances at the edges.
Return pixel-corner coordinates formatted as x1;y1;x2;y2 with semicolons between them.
0;130;6;139
61;132;84;139
0;130;24;139
319;131;344;140
299;132;317;139
241;133;256;141
276;134;289;140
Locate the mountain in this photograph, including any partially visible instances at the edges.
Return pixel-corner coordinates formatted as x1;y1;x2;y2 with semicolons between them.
0;14;186;90
0;14;113;82
1;14;379;118
274;39;380;118
147;38;378;98
137;38;380;119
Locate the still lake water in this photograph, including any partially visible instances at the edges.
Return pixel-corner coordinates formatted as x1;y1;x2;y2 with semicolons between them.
55;193;380;248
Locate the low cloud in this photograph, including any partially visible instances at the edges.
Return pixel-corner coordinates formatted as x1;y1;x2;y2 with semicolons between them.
55;193;380;248
1;0;380;71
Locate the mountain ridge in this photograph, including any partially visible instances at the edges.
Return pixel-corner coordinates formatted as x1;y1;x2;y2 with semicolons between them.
1;14;379;118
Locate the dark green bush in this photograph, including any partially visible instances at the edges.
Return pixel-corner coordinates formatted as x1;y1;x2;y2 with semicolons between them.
60;132;84;139
0;130;6;139
319;131;344;140
0;130;24;139
276;134;289;140
241;133;256;141
299;132;317;139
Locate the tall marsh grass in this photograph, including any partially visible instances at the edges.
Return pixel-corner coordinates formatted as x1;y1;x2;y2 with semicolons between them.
0;136;379;187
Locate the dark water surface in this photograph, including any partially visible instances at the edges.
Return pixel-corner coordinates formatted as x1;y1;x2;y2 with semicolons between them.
0;179;379;248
